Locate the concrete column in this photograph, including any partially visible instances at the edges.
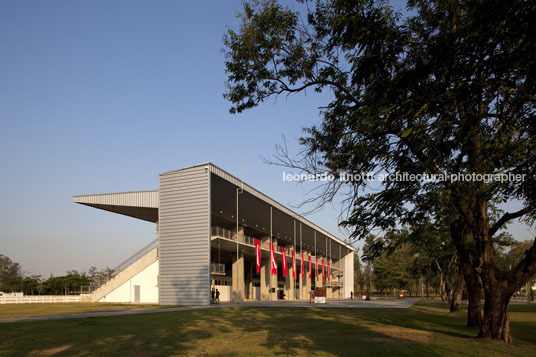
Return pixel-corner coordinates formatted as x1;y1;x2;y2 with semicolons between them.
317;255;323;289
260;236;270;301
271;239;278;301
233;226;245;243
305;250;311;299
299;254;304;300
326;258;332;299
343;250;354;298
285;246;294;300
232;252;245;302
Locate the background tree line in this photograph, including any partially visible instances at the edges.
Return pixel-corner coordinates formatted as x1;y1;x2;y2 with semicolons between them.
353;230;535;307
0;254;114;295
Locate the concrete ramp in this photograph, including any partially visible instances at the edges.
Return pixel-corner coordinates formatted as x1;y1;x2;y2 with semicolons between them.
87;246;159;303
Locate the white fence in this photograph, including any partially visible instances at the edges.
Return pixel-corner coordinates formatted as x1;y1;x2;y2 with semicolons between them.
0;295;81;304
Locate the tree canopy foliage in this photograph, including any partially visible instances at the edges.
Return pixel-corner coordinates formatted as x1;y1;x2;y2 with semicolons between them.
0;254;115;295
224;0;536;341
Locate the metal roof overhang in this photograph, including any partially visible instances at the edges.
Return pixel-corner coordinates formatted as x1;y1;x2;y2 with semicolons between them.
73;191;158;223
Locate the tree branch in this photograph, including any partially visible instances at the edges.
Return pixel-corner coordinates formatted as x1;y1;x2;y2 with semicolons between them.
489;207;532;238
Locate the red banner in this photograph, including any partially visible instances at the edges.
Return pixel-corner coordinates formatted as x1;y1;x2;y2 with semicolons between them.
292;250;296;279
322;259;325;281
315;256;319;281
281;247;287;277
327;260;331;281
270;243;277;276
308;255;312;279
254;238;261;274
301;252;304;279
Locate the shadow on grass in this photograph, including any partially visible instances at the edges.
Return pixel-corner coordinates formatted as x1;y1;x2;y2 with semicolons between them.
1;301;535;356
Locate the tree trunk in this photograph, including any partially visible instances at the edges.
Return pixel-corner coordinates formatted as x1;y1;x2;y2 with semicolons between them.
477;280;512;342
449;270;464;312
461;260;482;327
449;219;482;327
439;274;447;302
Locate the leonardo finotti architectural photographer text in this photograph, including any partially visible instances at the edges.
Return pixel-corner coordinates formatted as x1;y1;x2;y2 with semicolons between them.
282;171;526;183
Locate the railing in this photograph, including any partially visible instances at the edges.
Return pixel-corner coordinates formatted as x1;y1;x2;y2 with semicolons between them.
329;280;344;287
89;238;159;293
212;226;233;240
1;295;81;304
211;227;256;246
243;234;255;246
211;227;297;253
211;263;226;275
113;238;159;274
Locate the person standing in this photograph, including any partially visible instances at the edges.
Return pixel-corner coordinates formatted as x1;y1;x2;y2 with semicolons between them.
215;289;220;304
350;291;353;300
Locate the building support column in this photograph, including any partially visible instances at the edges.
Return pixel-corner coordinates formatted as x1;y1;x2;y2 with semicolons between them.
232;252;245;302
317;255;323;289
299;256;304;300
260;236;270;301
305;250;312;299
327;258;332;299
285;246;294;300
271;239;278;301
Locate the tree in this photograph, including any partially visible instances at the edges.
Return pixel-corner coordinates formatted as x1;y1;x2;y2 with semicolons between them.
20;275;42;295
223;0;536;342
373;244;418;295
0;255;22;291
362;229;445;298
353;248;366;292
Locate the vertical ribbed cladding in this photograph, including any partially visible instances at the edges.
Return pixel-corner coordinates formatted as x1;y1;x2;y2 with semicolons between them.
73;191;158;208
158;165;210;305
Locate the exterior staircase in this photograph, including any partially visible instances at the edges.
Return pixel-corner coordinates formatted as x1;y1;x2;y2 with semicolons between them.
81;239;159;302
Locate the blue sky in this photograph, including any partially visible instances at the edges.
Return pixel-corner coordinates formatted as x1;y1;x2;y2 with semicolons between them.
1;1;533;278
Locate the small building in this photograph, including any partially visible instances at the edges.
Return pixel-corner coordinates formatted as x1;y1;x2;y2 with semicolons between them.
74;163;354;305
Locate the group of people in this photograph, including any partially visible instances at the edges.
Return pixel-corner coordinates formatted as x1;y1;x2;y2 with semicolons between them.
211;288;220;304
350;290;370;300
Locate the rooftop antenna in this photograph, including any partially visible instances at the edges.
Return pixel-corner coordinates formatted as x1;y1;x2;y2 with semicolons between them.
240;158;244;193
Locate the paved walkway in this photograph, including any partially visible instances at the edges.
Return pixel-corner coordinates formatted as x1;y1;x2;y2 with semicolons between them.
0;298;419;324
238;298;420;309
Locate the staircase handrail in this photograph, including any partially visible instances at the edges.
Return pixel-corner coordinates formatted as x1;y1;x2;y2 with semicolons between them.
90;238;159;293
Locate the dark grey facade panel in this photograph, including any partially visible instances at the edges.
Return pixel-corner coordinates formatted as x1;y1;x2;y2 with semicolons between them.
211;173;271;233
272;207;294;242
158;165;210;305
301;225;315;249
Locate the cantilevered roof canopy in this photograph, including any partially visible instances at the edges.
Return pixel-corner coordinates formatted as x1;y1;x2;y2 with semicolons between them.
73;191;158;223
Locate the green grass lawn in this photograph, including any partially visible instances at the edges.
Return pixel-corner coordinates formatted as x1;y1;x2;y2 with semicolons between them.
1;301;535;356
0;303;164;319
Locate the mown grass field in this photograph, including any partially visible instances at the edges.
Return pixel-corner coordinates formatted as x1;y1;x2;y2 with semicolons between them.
0;303;164;319
1;301;535;356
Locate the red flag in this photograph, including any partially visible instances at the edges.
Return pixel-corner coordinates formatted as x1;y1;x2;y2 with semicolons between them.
322;259;325;281
292;250;296;279
254;238;261;274
328;260;331;281
315;256;319;281
308;255;312;279
301;252;304;279
281;247;287;277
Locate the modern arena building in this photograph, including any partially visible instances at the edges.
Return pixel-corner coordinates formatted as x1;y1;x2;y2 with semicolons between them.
74;163;354;305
